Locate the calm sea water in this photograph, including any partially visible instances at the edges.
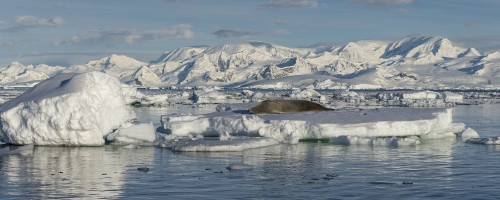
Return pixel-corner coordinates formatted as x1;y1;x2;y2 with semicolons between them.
1;104;500;199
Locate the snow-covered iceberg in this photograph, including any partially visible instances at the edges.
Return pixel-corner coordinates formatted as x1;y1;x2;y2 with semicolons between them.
0;72;135;146
160;107;468;151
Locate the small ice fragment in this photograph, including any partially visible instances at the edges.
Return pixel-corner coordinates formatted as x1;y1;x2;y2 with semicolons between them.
219;132;232;141
123;144;140;149
460;127;480;140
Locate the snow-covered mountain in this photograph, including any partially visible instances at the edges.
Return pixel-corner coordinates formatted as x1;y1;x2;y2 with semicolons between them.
0;62;64;86
1;35;499;89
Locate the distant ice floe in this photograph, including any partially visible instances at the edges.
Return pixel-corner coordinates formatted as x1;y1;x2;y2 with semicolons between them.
159;106;471;151
466;136;500;145
0;72;135;146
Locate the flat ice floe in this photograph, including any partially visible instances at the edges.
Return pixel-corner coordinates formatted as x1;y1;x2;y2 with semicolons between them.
160;107;470;151
0;72;135;146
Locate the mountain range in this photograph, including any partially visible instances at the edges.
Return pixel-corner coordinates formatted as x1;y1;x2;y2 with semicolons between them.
1;35;498;90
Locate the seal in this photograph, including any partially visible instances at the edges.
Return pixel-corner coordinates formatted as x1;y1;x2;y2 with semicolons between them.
249;99;331;114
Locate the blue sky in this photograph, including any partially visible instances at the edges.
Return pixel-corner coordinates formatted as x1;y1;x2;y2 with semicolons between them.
1;0;499;66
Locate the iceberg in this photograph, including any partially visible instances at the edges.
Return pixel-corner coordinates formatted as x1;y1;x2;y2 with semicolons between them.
0;72;134;146
160;107;468;151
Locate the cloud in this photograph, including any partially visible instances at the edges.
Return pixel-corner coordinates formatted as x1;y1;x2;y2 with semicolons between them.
57;24;194;46
15;15;64;26
348;0;416;7
2;15;64;32
213;28;288;38
261;0;318;9
213;29;264;38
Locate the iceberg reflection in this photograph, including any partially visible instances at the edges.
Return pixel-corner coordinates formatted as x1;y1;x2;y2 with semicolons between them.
0;146;154;199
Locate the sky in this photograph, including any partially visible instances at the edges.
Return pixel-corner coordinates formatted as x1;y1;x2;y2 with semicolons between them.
1;0;499;66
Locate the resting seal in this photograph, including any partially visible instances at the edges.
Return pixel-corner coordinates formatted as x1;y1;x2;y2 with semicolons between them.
249;99;331;114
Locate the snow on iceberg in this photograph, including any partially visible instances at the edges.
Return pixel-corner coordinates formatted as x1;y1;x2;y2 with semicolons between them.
0;72;135;146
160;107;468;151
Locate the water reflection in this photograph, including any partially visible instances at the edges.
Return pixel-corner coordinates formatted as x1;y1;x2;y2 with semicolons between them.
0;146;154;199
0;139;496;199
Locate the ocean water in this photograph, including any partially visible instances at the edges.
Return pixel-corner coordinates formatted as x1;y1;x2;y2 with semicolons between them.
1;104;500;199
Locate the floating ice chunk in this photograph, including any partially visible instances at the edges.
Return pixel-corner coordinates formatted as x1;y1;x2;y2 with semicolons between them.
161;107;466;145
402;91;439;100
107;122;156;144
123;144;141;149
458;127;480;140
0;72;134;146
190;88;228;104
219;131;232;141
466;137;500;145
443;91;463;103
138;94;169;106
288;88;323;100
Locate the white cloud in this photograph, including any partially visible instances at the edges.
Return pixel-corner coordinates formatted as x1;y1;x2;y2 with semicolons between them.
349;0;416;7
2;15;64;32
58;24;194;46
15;15;64;26
261;0;318;9
213;28;289;38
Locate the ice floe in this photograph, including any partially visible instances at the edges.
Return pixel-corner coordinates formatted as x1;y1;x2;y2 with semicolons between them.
159;106;470;151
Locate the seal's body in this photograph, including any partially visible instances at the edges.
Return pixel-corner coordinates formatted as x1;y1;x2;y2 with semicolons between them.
249;99;331;114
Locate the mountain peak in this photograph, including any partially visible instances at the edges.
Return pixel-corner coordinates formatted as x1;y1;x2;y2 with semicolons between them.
382;35;466;63
88;54;146;70
154;46;208;63
8;61;25;67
